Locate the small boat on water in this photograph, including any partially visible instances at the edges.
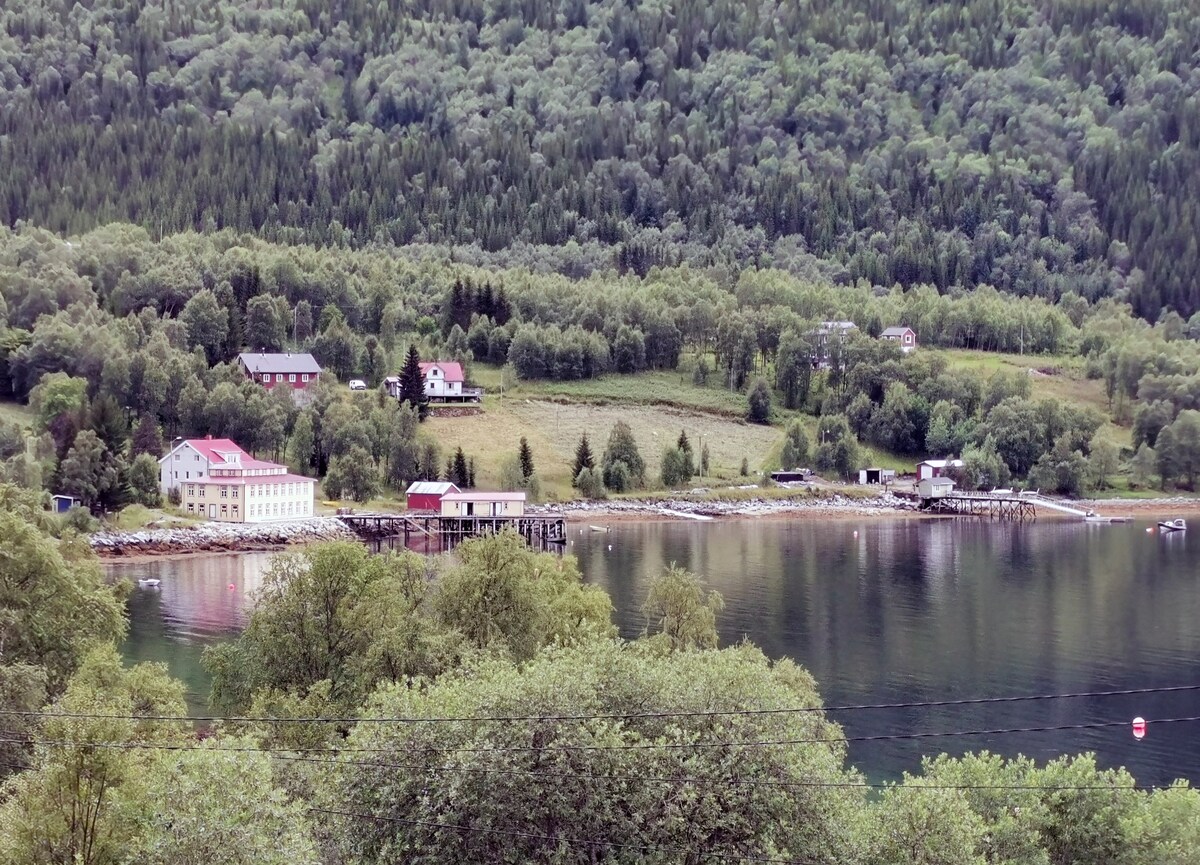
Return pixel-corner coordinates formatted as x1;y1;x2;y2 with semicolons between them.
589;525;610;533
137;578;161;588
1158;518;1187;532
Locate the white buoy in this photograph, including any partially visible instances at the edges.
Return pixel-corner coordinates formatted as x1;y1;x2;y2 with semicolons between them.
853;530;858;537
607;544;612;551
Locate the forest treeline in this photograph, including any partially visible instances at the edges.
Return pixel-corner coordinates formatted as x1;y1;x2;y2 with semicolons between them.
2;225;1200;502
1;508;1199;865
2;0;1200;317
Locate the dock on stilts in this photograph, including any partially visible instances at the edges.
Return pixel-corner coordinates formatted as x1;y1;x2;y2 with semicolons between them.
338;512;568;550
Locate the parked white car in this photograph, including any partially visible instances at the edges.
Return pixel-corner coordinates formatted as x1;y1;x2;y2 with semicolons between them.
348;379;367;391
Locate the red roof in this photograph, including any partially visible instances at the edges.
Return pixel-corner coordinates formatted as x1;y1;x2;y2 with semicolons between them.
169;438;313;482
181;438;250;466
418;362;465;383
201;473;316;486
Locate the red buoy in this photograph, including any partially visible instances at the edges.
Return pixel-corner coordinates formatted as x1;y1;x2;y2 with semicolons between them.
228;583;236;591
1132;717;1147;740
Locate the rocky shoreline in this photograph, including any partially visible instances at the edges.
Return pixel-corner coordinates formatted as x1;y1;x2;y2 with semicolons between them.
531;490;920;522
90;517;355;558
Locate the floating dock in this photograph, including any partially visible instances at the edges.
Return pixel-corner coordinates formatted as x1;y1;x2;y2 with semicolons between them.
338;512;567;550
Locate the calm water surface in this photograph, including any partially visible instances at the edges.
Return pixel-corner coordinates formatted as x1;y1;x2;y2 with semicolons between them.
109;517;1200;786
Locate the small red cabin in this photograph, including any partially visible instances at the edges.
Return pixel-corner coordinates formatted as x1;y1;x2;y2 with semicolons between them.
405;481;459;511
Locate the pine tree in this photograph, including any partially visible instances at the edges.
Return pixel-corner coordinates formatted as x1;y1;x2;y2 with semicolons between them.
467;457;476;489
130;414;164;459
518;437;535;480
453;447;469;487
572;433;595;485
399;345;429;420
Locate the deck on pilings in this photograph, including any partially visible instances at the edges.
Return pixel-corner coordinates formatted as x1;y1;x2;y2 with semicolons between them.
338;512;567;549
920;495;1037;520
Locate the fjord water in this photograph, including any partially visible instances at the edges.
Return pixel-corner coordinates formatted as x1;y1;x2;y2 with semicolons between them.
110;518;1200;786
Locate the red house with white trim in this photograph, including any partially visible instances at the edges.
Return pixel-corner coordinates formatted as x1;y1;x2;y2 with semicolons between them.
238;352;322;397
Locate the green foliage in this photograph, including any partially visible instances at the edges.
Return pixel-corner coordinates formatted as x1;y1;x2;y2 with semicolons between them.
323;446;379;502
747;377;772;424
659;446;692;488
574;466;606;499
814;415;862;481
517;436;534;480
126;453;161;507
397;344;428;420
641;565;725;651
434;531;614;661
0;503;125;688
779;419;810;470
120;744;319;865
601;420;645;489
0;645;188;865
334;641;859;865
570;432;595;485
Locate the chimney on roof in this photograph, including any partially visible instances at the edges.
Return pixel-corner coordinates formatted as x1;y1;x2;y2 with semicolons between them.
205;434;212;440
287;352;291;357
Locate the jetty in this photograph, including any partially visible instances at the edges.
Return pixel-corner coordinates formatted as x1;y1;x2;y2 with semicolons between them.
338;512;567;549
893;489;1091;521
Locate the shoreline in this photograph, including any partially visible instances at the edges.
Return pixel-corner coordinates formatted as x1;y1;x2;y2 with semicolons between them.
90;493;1197;560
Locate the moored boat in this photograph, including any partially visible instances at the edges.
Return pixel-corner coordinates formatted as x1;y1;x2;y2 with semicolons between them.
1157;518;1187;532
137;577;161;588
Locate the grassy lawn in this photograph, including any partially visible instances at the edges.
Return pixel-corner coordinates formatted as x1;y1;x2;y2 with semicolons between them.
107;505;204;531
424;395;783;499
472;364;751;418
0;399;35;430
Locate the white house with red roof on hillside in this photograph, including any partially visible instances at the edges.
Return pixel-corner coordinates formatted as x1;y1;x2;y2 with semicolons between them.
386;361;483;403
158;436;315;523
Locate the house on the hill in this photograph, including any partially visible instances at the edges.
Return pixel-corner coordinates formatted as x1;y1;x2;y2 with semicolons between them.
387;362;484;404
811;321;857;369
880;326;918;353
406;481;459;511
158;436;315;523
238;353;322;403
917;458;964;480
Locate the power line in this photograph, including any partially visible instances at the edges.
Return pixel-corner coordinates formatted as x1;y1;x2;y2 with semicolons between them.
275;753;1152;793
308;806;821;864
5;715;1198;756
2;683;1197;726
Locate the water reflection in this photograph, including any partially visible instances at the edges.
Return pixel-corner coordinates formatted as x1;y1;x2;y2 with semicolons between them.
111;519;1200;786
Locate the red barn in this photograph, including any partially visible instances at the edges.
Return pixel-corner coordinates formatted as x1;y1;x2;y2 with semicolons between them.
405;481;459;511
238;353;323;394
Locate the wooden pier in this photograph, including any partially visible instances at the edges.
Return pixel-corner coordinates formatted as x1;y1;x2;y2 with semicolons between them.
338;512;567;550
920;494;1037;520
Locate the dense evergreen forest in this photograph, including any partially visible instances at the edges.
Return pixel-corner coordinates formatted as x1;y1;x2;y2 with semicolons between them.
2;0;1200;318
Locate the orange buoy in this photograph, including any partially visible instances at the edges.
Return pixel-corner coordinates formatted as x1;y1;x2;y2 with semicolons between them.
1132;717;1147;740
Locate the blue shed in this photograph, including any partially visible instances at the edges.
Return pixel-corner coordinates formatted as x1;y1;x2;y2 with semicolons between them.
51;494;79;513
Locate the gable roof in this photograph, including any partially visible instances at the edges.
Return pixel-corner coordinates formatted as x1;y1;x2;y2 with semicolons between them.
161;437;284;471
918;458;964;469
881;326;915;337
441;491;527;502
406;481;460;496
418;362;465;382
237;352;322;375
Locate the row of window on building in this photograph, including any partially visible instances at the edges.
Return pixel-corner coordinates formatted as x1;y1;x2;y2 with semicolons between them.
184;501;312;518
262;373;311;383
185;483;306;498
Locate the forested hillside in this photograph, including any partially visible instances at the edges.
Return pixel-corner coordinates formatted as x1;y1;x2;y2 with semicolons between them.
2;0;1199;317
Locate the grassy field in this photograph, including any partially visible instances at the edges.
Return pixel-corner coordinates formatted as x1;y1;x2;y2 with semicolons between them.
471;365;753;418
425;395;783;498
0;399;35;429
942;349;1130;450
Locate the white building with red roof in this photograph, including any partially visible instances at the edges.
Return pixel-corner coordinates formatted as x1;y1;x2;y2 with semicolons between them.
419;361;465;399
158;436;315;523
